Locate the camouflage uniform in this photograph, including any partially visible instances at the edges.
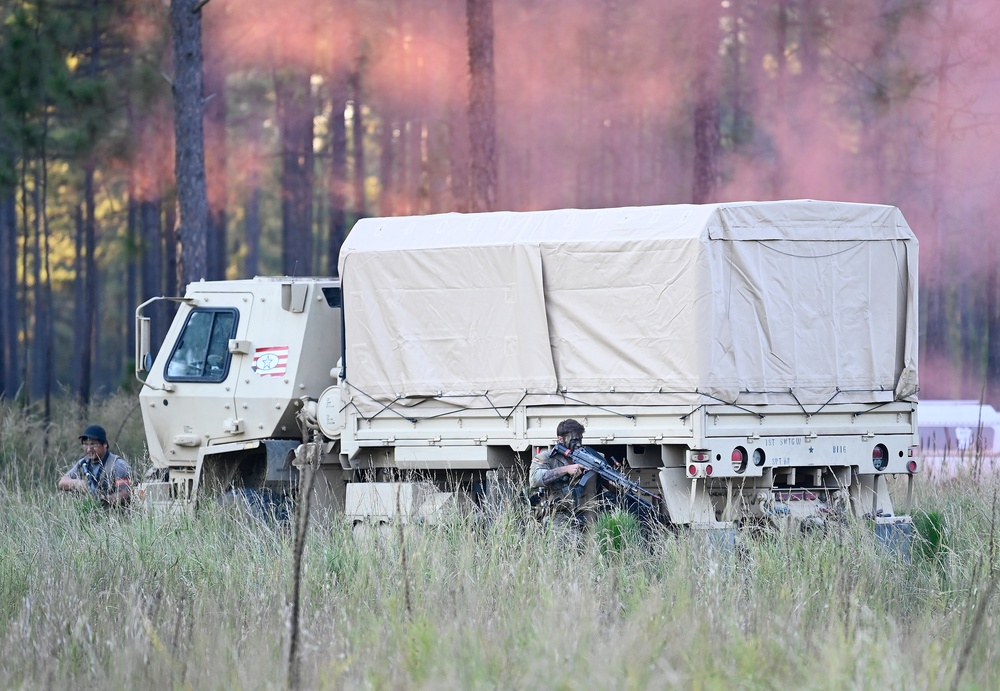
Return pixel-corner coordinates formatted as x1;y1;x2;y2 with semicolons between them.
529;446;599;522
529;446;565;490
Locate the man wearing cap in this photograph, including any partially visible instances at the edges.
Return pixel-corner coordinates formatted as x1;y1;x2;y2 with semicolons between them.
58;424;133;507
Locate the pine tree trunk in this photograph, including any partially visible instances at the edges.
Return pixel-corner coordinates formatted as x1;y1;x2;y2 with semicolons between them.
164;201;178;298
18;155;29;404
0;180;16;396
691;0;721;204
378;113;396;216
75;162;98;406
33;144;55;418
244;173;261;278
350;69;366;220
140;199;164;349
126;186;138;371
171;0;209;289
466;0;497;212
72;206;85;397
275;69;314;276
42;204;53;420
237;89;264;278
204;13;227;281
328;71;349;277
447;104;469;213
926;0;956;358
30;172;45;403
988;246;1000;405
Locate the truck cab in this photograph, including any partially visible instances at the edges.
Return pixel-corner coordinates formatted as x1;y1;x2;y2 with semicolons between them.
136;277;344;508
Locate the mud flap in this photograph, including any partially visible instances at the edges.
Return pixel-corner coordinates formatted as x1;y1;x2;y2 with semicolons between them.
688;524;737;553
262;439;300;483
873;516;913;562
219;487;290;523
345;482;456;525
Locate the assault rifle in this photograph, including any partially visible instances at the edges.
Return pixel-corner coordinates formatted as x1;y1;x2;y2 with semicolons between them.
80;458;101;496
552;442;662;509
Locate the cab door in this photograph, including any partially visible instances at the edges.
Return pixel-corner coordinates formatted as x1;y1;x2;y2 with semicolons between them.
154;295;253;464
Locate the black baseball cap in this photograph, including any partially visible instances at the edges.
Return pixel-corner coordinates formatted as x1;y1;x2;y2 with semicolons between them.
79;425;108;444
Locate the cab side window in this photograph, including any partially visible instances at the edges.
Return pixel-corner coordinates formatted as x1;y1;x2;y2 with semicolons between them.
165;309;238;382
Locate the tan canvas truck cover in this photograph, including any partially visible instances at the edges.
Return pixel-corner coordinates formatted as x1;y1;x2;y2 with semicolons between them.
338;200;918;415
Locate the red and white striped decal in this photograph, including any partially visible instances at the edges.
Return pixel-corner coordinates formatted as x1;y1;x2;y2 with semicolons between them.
252;346;289;377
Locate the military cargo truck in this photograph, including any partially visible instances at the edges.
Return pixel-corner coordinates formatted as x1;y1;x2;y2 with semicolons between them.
135;200;920;536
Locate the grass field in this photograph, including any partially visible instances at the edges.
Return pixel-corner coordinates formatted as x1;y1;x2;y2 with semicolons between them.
2;396;999;689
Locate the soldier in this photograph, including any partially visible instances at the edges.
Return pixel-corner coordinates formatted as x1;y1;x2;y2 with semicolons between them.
58;424;133;507
529;419;600;525
531;418;660;535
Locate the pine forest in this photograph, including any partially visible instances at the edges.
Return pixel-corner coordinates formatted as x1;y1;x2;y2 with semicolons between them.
2;0;999;412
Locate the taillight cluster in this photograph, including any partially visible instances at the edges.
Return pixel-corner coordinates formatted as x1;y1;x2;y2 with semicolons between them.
688;446;761;477
871;443;918;473
871;444;889;471
731;446;748;473
687;450;713;478
687;463;715;477
686;442;918;476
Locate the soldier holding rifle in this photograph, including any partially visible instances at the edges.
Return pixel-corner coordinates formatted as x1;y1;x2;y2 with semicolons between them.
58;424;133;507
530;418;660;530
530;418;593;526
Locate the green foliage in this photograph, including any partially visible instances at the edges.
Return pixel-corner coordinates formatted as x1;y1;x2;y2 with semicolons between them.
0;3;69;192
913;508;947;563
593;509;643;559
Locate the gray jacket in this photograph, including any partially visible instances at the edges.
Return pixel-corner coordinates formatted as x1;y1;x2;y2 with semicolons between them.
67;451;132;495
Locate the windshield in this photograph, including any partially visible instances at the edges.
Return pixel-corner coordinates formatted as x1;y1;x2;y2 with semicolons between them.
164;308;238;382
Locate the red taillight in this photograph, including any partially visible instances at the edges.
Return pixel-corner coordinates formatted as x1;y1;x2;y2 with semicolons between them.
688;464;697;476
705;464;714;476
907;459;917;473
872;444;888;471
731;446;747;473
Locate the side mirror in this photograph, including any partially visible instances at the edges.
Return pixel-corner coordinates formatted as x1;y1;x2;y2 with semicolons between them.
137;316;151;373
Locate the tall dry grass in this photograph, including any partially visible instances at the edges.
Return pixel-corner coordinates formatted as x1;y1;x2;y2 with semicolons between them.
2;394;999;689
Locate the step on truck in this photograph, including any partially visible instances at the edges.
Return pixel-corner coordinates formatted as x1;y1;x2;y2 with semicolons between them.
135;200;920;539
